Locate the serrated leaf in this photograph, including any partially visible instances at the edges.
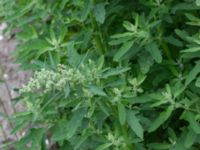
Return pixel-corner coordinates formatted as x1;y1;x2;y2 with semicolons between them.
127;110;144;139
113;41;134;61
185;60;200;86
118;102;126;125
145;42;162;63
93;3;106;24
148;105;173;132
88;85;107;96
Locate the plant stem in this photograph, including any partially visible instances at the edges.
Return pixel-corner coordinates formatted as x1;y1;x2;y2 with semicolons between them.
161;42;179;77
121;124;134;150
90;13;106;55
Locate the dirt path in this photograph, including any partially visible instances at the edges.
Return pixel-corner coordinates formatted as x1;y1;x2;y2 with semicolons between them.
0;23;31;144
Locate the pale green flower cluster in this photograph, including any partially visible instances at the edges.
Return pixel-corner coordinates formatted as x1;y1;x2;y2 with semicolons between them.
19;64;97;94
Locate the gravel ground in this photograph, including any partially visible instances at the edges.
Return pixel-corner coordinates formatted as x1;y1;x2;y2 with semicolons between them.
0;23;31;146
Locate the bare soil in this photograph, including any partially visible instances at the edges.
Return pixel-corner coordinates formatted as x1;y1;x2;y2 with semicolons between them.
0;23;31;145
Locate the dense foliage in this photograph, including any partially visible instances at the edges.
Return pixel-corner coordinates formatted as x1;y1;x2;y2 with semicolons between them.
1;0;200;149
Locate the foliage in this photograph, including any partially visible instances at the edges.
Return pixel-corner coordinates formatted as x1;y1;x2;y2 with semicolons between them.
1;0;200;149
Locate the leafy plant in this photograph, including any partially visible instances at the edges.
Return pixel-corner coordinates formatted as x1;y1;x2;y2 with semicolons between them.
1;0;200;149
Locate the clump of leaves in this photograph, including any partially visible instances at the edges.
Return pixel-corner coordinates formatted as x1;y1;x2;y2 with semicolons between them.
1;0;200;149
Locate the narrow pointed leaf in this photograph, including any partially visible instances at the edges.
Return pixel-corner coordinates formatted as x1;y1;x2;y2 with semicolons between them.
148;105;173;132
127;110;144;139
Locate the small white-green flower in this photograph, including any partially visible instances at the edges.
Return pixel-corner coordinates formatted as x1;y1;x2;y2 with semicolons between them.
20;62;100;94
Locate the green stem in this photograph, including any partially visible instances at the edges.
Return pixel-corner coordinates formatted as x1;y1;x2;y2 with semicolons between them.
113;105;134;150
161;42;179;77
90;13;106;55
121;124;134;150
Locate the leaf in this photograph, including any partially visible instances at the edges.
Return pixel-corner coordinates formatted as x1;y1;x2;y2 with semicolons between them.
52;108;87;141
67;41;82;67
16;25;37;40
88;85;107;96
185;60;200;86
183;111;200;134
195;76;200;87
96;143;112;150
148;143;171;149
64;84;70;98
196;0;200;6
175;29;189;42
148;105;173;132
138;51;154;74
127;110;144;139
97;55;104;70
184;129;197;148
101;67;130;78
15;128;46;150
93;3;106;24
113;41;134;61
145;42;162;63
74;132;91;150
80;0;92;21
182;47;200;53
118;102;126;125
164;36;183;47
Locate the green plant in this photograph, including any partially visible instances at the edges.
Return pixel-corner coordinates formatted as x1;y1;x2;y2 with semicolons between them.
1;0;200;149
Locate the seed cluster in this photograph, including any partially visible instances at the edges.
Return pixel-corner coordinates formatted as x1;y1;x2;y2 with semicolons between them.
20;64;98;94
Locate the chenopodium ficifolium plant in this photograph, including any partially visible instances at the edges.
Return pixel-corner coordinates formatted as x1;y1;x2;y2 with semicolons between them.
2;0;200;149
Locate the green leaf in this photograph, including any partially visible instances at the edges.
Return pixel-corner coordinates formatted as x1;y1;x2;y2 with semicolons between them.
175;29;189;42
88;85;107;96
118;102;126;125
145;42;162;63
80;0;92;21
67;41;82;67
127;110;144;139
93;3;106;24
164;36;183;47
195;76;200;87
113;41;134;61
196;0;200;6
74;132;91;150
184;129;197;148
52;108;87;141
148;143;171;149
64;84;70;98
148;105;174;132
182;47;200;53
102;67;130;78
183;112;200;134
97;55;104;70
138;51;154;74
96;143;112;150
185;60;200;86
15;128;46;150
